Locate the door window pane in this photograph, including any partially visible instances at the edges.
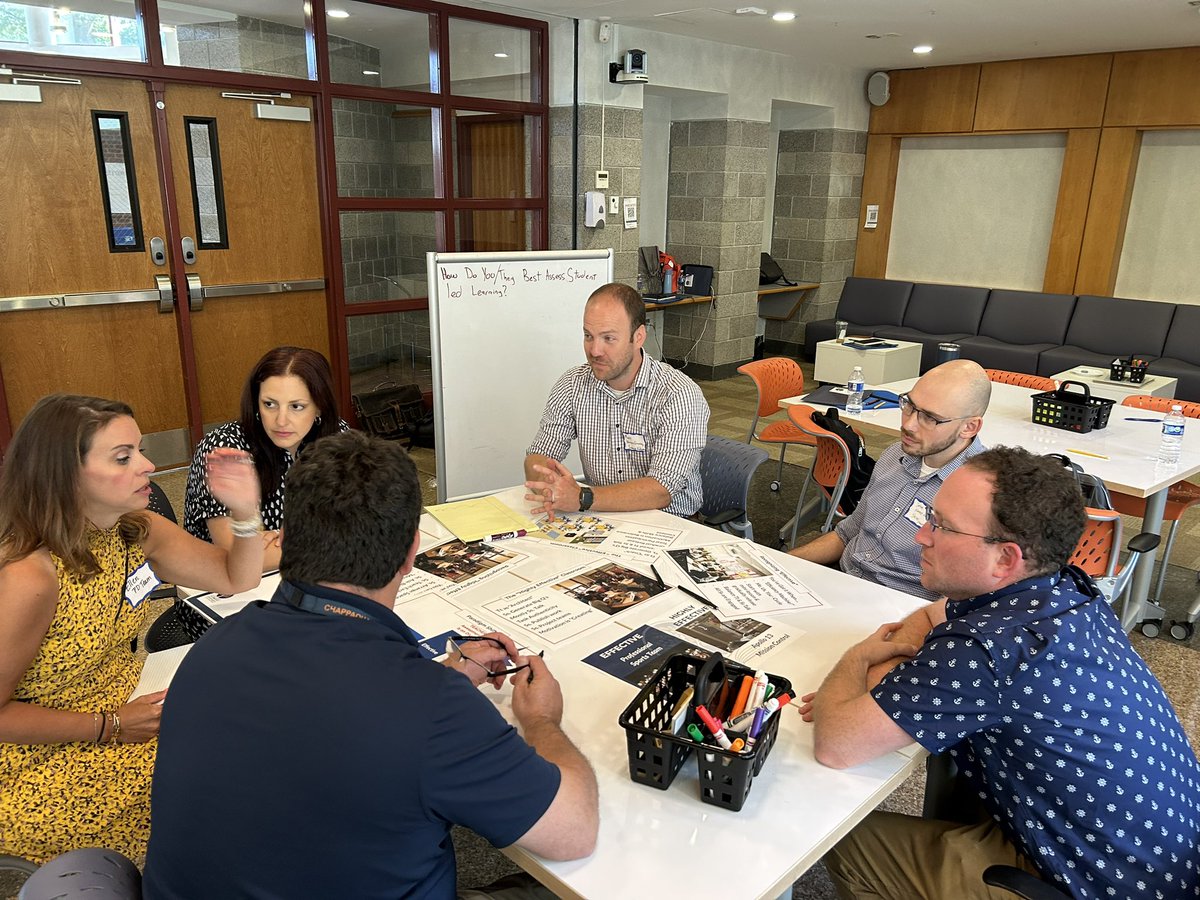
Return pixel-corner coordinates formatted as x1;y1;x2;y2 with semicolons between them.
326;0;433;91
455;209;534;253
91;112;144;252
348;310;432;394
340;211;437;303
333;99;436;198
184;118;229;249
0;2;143;61
159;1;310;79
448;18;533;102
451;111;536;199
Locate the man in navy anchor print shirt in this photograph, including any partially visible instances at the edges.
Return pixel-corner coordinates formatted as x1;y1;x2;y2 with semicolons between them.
806;446;1200;899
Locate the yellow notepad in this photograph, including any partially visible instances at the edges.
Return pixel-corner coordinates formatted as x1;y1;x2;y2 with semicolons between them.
424;496;541;543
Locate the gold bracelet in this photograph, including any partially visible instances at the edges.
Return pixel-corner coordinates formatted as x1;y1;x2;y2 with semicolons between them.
92;711;103;743
108;711;122;744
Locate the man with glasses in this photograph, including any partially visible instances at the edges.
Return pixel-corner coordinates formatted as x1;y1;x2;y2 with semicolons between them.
145;431;597;900
804;447;1200;899
789;359;992;601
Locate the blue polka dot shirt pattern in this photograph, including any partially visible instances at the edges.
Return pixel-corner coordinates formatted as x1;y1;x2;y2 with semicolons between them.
873;567;1200;898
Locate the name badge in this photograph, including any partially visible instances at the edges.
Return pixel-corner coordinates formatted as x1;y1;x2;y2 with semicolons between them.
125;562;161;608
623;432;647;452
903;499;929;528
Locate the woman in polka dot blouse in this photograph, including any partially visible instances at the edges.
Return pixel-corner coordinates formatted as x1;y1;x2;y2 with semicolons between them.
183;347;347;571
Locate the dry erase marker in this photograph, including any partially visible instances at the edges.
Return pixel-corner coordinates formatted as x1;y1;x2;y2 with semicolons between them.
746;670;769;710
728;738;746;753
695;704;733;750
686;723;705;743
745;706;768;750
485;529;528;542
730;675;754;720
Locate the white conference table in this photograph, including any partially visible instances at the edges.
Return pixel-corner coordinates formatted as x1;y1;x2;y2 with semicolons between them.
783;378;1200;629
184;486;925;899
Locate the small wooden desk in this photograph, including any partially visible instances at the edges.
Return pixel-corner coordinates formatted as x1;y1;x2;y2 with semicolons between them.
642;293;713;310
758;283;819;321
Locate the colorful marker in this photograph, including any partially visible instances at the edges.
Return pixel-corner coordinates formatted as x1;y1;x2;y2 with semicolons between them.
730;675;754;720
695;704;733;750
686;723;706;743
745;706;768;750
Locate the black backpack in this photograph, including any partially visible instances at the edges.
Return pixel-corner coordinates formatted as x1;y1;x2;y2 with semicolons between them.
809;408;876;514
759;252;797;286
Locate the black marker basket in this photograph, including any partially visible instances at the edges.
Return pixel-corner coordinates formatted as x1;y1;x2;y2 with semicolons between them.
1031;380;1114;434
618;652;791;812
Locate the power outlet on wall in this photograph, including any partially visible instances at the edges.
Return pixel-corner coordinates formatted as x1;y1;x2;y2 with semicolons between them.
608;195;621;215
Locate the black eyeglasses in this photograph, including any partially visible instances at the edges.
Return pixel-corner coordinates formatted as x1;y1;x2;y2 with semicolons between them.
899;393;970;428
925;513;1007;545
445;636;541;678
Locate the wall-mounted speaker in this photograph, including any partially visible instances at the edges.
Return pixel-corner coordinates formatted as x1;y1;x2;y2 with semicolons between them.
867;71;891;107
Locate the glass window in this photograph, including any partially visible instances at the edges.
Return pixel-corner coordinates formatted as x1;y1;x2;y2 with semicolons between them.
159;1;310;79
0;1;143;61
326;0;433;91
184;118;229;248
333;99;437;198
347;310;432;394
448;18;533;102
340;210;438;303
455;209;534;253
451;111;536;199
91;112;144;252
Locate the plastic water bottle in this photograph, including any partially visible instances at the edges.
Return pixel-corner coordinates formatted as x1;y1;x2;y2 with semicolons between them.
846;366;865;416
1159;404;1186;465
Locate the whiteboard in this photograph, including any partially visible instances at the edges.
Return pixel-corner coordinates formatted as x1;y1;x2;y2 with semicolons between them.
427;249;614;502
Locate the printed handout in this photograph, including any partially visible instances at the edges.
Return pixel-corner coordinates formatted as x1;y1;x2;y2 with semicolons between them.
662;543;823;615
412;539;527;596
535;513;683;564
582;626;711;688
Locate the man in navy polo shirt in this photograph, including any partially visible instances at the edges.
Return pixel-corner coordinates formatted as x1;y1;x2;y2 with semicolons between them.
144;431;598;899
806;447;1200;899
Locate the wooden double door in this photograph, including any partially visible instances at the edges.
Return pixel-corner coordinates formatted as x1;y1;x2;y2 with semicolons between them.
0;75;329;464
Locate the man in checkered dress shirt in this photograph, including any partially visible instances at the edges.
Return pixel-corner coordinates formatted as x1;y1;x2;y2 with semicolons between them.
805;447;1200;899
525;282;709;518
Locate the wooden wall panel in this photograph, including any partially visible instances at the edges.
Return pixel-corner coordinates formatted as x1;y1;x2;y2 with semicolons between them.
1106;48;1200;127
1043;129;1101;293
975;55;1111;132
868;64;980;135
853;134;902;278
1075;128;1142;296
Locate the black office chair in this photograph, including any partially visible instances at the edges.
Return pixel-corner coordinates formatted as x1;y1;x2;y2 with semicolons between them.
18;848;140;900
697;435;768;541
143;481;192;654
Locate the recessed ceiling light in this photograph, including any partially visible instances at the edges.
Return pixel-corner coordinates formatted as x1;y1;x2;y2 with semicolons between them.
913;44;933;54
327;8;350;18
362;69;379;75
494;52;509;58
772;11;795;21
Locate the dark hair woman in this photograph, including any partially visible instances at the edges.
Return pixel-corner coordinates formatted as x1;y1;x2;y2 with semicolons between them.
183;346;346;571
0;394;263;863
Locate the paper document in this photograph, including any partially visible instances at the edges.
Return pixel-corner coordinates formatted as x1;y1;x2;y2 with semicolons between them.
662;543;824;615
425;496;540;543
535;513;683;564
131;644;192;698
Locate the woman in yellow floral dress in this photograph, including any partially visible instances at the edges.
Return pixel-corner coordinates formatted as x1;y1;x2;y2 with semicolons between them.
0;394;266;863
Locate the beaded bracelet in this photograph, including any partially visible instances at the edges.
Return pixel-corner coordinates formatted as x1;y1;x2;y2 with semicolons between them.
229;511;263;539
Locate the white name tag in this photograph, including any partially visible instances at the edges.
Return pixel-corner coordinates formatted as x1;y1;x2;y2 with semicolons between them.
623;432;647;452
904;499;929;528
125;562;161;608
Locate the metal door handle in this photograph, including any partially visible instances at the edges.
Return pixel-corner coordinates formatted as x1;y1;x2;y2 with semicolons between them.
186;273;203;311
155;274;174;313
181;237;197;265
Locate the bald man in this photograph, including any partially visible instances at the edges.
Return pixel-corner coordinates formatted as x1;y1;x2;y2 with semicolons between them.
789;359;991;600
524;282;709;519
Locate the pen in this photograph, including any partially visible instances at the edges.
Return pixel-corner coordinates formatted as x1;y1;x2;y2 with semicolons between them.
1124;417;1162;422
484;529;528;542
1066;448;1109;460
674;582;719;610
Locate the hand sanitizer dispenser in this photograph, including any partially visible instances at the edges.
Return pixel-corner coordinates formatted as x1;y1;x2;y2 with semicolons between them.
584;191;606;227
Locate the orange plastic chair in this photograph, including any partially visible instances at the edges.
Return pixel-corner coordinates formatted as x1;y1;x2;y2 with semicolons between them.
1069;506;1161;618
1108;396;1200;619
985;369;1057;391
736;357;817;492
784;404;852;546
